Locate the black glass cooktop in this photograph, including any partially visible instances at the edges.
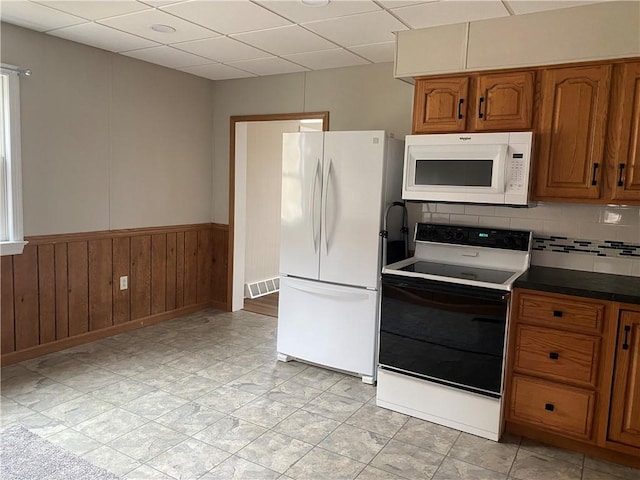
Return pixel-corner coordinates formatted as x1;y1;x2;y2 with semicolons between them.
400;261;517;284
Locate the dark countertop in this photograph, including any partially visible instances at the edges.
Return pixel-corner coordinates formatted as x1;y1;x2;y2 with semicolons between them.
514;266;640;305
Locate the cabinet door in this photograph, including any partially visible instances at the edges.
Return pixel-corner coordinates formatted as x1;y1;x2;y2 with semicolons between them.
471;71;534;131
412;77;468;133
608;62;640;203
608;309;640;449
535;65;611;200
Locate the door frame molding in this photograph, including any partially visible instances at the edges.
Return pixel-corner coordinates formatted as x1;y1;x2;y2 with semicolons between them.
227;111;329;310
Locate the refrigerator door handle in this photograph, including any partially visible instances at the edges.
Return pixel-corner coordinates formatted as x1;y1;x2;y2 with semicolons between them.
288;283;371;301
322;157;333;254
310;158;321;253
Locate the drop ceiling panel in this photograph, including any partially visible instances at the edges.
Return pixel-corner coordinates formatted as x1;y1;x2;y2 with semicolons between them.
97;9;215;44
393;0;510;29
48;22;160;52
161;0;291;35
32;1;150;21
229;57;309;76
379;1;436;7
231;25;336;56
255;0;381;23
283;48;370;70
349;41;396;63
180;62;256;80
505;0;601;15
174;36;271;63
123;45;211;68
303;10;408;47
0;1;86;32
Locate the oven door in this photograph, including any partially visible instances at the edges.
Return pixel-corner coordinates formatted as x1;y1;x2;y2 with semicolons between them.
379;273;509;397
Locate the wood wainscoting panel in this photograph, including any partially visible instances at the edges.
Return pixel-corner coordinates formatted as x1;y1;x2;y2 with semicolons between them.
166;232;177;311
54;243;69;340
151;234;167;315
1;256;15;353
197;228;213;305
68;241;89;337
211;225;228;306
130;235;151;321
1;223;229;364
112;237;130;325
13;245;40;350
89;239;113;332
184;231;198;307
37;244;56;345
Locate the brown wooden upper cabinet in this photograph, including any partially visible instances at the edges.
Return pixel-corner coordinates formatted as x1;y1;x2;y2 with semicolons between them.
608;308;640;450
412;76;468;133
534;65;612;201
470;72;535;131
607;61;640;203
412;71;534;134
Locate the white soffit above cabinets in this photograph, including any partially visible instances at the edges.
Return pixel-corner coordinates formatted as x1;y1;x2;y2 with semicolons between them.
1;0;617;81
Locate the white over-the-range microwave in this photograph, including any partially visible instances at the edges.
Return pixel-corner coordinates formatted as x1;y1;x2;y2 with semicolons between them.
402;131;533;206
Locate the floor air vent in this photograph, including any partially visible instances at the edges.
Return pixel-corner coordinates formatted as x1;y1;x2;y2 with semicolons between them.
245;277;280;299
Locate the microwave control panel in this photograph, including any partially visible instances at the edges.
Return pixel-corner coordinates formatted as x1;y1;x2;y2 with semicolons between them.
505;145;531;194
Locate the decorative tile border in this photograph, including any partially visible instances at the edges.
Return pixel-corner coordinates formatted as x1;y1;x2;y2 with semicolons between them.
532;235;640;258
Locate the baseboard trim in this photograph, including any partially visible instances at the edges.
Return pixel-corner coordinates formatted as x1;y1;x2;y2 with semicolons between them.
0;302;212;366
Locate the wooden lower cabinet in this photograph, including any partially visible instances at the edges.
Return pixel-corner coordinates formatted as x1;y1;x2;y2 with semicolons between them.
608;309;640;449
505;289;640;465
510;375;595;440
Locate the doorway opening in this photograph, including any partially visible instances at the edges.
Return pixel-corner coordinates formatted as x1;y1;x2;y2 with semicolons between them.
227;112;329;316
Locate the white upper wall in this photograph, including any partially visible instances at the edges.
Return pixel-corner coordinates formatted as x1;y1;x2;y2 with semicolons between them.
1;22;214;236
212;62;414;224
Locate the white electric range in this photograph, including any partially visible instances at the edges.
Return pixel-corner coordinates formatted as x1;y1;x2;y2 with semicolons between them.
377;222;532;441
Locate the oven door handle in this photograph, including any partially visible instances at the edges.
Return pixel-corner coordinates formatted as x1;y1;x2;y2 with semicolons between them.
382;274;509;302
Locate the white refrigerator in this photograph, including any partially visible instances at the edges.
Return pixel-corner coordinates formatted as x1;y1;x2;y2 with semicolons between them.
277;130;404;384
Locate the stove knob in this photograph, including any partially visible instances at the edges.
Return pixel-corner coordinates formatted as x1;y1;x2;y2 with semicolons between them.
429;229;440;241
443;230;453;241
454;231;465;241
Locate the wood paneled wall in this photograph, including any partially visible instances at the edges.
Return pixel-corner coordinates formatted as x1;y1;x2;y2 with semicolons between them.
0;223;228;365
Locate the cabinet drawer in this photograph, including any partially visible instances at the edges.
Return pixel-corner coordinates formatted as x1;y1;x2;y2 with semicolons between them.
510;375;595;440
518;292;605;333
514;325;600;387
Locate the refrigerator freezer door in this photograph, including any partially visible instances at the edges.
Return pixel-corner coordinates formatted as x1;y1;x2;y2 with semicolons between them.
277;276;378;378
280;132;324;280
320;131;385;288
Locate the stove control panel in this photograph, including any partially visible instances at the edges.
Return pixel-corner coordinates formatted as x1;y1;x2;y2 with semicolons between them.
415;223;531;251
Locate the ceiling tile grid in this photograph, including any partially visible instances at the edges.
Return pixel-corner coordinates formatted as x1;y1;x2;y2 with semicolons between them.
0;0;613;80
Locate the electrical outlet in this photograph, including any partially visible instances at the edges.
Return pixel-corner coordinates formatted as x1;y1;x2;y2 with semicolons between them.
119;276;128;290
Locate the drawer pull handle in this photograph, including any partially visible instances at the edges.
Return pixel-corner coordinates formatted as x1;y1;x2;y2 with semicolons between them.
545;403;555;412
623;325;631;350
478;97;485;119
458;98;464;119
591;162;599;186
553;310;563;318
549;352;559;360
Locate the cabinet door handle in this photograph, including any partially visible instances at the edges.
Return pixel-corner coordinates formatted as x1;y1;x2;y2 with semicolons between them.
478;97;485;119
458;98;464;120
623;325;631;350
591;163;599;186
617;163;625;187
549;352;559;360
545;403;555;412
553;310;563;318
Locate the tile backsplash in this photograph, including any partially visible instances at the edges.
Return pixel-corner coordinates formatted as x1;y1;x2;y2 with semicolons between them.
408;202;640;277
